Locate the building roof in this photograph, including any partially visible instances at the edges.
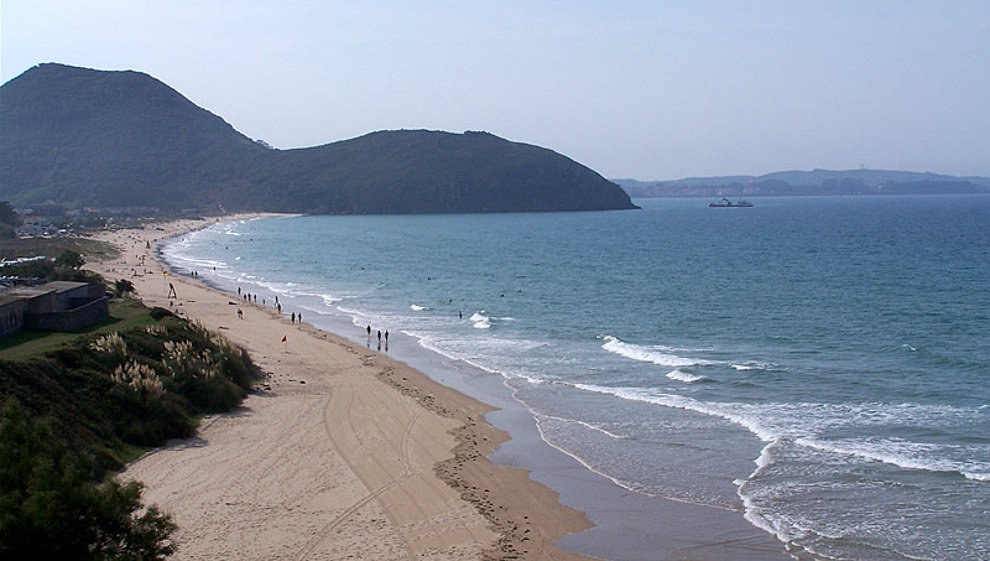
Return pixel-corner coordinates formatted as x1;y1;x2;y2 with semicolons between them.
0;281;94;304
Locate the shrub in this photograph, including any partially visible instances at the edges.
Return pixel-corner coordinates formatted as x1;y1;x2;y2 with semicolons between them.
0;398;176;560
54;249;85;269
115;278;136;296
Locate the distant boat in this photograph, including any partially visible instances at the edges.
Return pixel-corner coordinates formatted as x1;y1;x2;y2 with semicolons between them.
708;196;753;208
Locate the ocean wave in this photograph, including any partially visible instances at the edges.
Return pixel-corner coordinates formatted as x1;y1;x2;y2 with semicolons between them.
290;289;342;307
795;436;990;481
600;336;717;367
569;382;990;482
410;304;429;311
536;413;630;440
730;361;779;371
411;335;547;385
570;382;780;442
666;369;707;383
470;311;491;329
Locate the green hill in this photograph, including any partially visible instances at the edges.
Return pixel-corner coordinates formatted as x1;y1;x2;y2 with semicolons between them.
1;63;636;214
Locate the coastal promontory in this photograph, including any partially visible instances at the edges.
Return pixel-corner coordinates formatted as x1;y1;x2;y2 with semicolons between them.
0;63;637;214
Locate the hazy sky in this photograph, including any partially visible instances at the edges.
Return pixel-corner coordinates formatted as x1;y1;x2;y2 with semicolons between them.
3;1;989;180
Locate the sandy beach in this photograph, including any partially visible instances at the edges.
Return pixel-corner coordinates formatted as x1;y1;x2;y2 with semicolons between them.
90;216;590;561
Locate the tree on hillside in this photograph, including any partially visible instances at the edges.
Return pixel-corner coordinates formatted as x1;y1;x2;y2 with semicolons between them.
0;399;176;560
0;201;20;227
0;202;19;239
55;249;85;269
115;278;136;296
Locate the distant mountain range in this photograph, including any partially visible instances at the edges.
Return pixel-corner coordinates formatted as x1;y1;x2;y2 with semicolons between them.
0;63;636;214
614;169;990;199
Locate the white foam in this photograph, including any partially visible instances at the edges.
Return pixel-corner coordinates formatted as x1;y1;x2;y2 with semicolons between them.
536;413;630;440
795;436;990;481
567;383;989;475
570;382;778;442
731;361;778;371
601;335;716;367
410;304;429;311
666;369;706;383
470;311;491;329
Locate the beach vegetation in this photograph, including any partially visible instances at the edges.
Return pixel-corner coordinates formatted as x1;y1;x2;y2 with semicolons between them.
0;297;153;360
0;297;258;559
0;398;176;560
115;277;136;296
0;235;117;262
0;201;19;239
0;237;111;285
54;248;85;268
0;296;257;469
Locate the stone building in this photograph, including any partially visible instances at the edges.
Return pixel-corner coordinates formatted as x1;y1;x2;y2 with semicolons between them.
0;281;109;339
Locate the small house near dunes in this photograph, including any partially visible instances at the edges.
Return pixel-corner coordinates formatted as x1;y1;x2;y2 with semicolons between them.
0;281;109;338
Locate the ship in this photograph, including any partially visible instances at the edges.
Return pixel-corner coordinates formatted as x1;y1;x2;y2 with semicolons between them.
708;196;754;208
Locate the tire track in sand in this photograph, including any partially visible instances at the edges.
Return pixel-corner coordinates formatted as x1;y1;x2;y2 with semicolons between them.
290;388;422;561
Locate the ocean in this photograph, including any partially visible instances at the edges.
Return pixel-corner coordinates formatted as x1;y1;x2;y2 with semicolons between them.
162;195;990;561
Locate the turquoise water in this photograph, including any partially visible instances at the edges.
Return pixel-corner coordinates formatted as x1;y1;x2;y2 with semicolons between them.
164;196;990;560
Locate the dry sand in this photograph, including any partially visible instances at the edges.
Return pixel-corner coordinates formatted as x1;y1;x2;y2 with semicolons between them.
90;216;591;561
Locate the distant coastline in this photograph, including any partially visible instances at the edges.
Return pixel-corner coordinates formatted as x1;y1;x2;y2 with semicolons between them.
614;168;990;199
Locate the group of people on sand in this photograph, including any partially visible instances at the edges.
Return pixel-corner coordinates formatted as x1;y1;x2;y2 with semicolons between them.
234;287;307;327
366;325;390;352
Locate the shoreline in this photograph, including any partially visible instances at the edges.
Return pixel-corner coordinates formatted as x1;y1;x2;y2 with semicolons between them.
91;215;592;561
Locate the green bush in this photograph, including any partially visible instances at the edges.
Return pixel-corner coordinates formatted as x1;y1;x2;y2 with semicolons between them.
54;249;85;269
0;308;257;471
0;306;258;560
0;399;176;560
114;278;135;296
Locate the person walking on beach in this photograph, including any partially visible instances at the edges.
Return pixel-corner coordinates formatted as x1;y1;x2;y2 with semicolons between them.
291;312;296;323
167;282;177;299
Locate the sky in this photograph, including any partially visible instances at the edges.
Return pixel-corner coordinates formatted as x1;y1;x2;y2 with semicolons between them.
2;1;989;180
